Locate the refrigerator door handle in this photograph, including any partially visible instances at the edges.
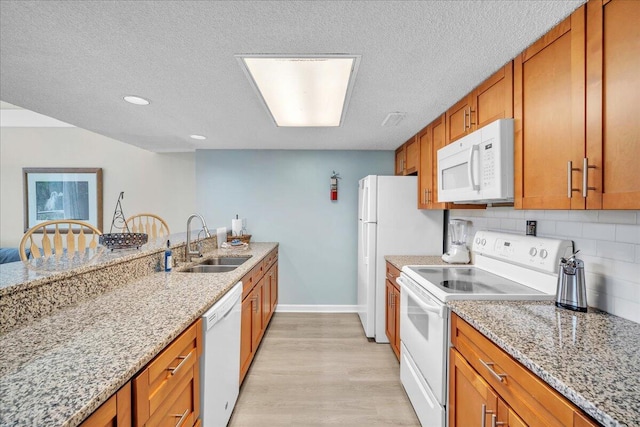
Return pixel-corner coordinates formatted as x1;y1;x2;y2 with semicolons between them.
362;221;369;265
361;180;370;222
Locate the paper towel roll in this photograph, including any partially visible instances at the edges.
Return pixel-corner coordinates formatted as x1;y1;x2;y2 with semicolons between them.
232;219;243;236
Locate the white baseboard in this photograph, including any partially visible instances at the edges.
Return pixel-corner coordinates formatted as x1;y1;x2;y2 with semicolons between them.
275;304;358;313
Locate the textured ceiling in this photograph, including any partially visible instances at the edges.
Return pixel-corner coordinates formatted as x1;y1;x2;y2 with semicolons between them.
0;1;585;152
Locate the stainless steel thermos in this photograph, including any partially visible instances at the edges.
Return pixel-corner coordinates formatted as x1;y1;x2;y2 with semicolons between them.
555;251;587;312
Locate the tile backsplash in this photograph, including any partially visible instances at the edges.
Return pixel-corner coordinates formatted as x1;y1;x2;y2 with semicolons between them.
450;208;640;323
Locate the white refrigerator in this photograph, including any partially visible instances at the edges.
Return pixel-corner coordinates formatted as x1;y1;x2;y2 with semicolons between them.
357;175;444;343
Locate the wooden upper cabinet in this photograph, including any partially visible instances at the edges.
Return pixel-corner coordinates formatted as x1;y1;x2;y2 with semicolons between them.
446;62;514;145
405;136;419;174
446;96;474;144
395;144;405;175
475;61;514;129
586;0;640;209
514;6;586;209
395;136;418;176
418;115;447;209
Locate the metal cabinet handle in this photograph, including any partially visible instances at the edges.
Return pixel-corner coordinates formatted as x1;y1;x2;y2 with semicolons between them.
468;107;476;127
492;414;506;427
479;359;507;382
567;161;580;198
481;404;495;427
582;157;597;197
423;189;427;204
427;189;431;204
463;108;467;132
171;409;189;427
167;352;192;376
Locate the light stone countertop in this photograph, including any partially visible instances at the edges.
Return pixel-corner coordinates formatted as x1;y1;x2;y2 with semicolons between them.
0;242;278;427
449;300;640;427
384;255;451;270
0;232;191;294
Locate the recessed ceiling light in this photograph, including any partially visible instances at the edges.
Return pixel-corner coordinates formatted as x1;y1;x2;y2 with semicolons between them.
190;134;207;140
237;54;360;127
123;95;150;105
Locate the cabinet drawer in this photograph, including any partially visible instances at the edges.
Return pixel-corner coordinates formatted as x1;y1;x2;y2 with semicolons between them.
145;361;198;427
451;314;595;427
385;262;401;284
241;270;255;299
134;319;202;426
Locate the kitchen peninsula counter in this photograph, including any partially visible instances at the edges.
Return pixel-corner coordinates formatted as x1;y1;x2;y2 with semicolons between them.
449;300;640;427
0;240;278;427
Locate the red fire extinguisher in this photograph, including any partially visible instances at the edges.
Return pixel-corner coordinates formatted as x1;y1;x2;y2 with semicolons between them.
330;171;341;201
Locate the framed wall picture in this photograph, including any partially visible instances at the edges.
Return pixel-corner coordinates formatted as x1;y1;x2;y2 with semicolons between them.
23;168;103;232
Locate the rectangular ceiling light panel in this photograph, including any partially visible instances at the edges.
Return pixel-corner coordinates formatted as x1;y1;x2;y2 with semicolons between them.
239;55;359;127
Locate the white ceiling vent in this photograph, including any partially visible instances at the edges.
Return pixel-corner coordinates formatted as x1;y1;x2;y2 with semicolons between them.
381;112;406;127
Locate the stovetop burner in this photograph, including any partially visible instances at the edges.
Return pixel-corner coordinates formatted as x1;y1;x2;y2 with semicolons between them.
407;266;544;297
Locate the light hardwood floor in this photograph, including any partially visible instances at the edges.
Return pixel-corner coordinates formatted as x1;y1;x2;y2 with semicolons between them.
229;313;420;426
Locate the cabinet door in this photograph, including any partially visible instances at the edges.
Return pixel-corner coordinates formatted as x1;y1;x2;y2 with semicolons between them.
586;0;640;209
240;296;253;383
270;263;278;314
395;145;406;175
418;124;434;209
384;279;395;347
81;382;131;427
251;282;263;351
446;95;473;144
473;61;514;128
405;136;419;175
449;348;498;427
262;270;271;329
392;284;400;359
514;7;586;209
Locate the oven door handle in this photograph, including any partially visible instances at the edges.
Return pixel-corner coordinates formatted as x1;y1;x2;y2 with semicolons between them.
396;276;444;318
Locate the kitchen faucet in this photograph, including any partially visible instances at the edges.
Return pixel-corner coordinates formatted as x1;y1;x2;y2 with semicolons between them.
185;213;212;261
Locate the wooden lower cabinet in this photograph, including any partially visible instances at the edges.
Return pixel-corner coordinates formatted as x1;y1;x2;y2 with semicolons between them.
240;248;278;383
385;262;401;360
450;313;599;427
80;382;131;427
133;319;202;427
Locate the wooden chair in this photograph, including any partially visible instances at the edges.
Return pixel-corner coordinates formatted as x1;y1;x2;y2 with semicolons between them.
19;220;102;261
125;213;170;240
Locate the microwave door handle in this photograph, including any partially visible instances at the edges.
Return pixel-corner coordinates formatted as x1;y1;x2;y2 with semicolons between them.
468;145;480;191
396;276;444;318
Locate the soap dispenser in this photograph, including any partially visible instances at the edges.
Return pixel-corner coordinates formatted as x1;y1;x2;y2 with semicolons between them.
164;240;172;272
555;250;587;312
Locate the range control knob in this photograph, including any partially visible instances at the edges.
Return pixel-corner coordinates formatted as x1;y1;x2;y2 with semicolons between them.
475;238;481;245
539;249;548;259
481;238;487;246
529;247;538;257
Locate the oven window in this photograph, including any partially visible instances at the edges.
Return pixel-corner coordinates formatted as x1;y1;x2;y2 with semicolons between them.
441;162;468;190
407;293;430;340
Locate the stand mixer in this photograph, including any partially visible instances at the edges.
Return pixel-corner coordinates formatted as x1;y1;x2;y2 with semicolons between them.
442;219;470;264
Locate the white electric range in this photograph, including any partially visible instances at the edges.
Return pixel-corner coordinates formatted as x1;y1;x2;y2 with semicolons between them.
397;230;573;427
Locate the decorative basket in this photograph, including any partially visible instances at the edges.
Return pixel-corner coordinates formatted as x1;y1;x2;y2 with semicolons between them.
227;233;251;244
99;232;148;250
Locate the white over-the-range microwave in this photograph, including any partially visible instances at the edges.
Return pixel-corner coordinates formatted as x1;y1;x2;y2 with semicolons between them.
437;118;514;204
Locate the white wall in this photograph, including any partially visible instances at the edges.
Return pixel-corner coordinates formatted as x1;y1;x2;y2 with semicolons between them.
451;208;640;323
0;127;196;247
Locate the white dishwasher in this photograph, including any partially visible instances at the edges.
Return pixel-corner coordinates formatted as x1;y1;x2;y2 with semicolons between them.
201;281;242;427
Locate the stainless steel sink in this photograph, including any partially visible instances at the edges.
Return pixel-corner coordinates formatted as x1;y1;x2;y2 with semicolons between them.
198;256;251;266
180;265;238;273
178;255;251;273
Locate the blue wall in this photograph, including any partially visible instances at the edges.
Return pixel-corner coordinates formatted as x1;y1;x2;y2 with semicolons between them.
195;150;393;307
